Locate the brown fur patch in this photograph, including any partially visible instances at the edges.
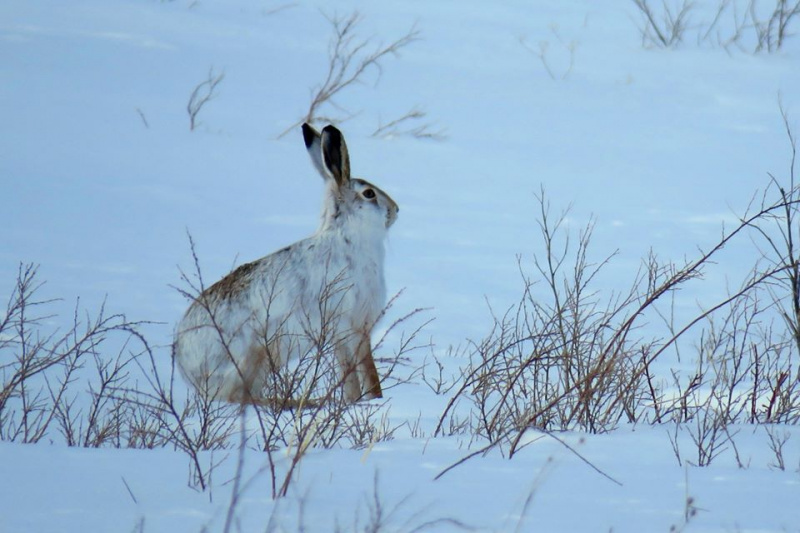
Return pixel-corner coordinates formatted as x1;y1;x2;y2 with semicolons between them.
206;260;261;300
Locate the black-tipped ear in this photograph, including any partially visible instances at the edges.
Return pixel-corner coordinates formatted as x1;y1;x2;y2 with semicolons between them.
303;123;329;180
302;123;318;149
321;125;350;186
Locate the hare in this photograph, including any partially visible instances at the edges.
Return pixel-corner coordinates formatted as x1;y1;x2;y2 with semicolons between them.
173;123;398;406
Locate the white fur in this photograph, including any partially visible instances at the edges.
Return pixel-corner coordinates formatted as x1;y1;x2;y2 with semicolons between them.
173;124;398;404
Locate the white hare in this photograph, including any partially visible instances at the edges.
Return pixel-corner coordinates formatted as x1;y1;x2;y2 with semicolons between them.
173;123;398;406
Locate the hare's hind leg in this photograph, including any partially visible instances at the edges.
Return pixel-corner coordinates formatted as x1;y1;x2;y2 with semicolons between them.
356;332;383;400
224;343;275;404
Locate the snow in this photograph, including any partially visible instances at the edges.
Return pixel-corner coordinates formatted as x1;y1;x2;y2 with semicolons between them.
2;0;800;531
2;428;798;531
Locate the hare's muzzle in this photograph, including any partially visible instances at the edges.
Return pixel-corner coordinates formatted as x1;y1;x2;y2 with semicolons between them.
386;202;399;228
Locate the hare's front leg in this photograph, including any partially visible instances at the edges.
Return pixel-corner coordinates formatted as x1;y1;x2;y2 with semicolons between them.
335;330;382;402
335;341;363;402
355;332;382;399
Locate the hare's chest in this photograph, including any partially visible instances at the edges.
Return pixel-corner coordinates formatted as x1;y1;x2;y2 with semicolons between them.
349;255;386;324
274;234;386;330
321;244;386;326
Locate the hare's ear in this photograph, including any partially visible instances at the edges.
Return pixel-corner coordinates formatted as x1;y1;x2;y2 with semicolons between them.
301;123;351;186
302;123;329;180
320;125;351;186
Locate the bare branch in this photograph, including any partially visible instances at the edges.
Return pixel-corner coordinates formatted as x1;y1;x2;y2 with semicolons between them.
187;68;225;131
279;12;420;137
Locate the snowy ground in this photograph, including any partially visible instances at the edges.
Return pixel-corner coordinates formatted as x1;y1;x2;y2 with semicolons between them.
2;426;799;532
2;0;800;531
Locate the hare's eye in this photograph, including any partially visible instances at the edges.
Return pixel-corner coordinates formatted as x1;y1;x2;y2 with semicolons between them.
362;188;376;200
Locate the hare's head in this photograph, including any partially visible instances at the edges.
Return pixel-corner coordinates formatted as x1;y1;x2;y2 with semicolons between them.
302;123;398;234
